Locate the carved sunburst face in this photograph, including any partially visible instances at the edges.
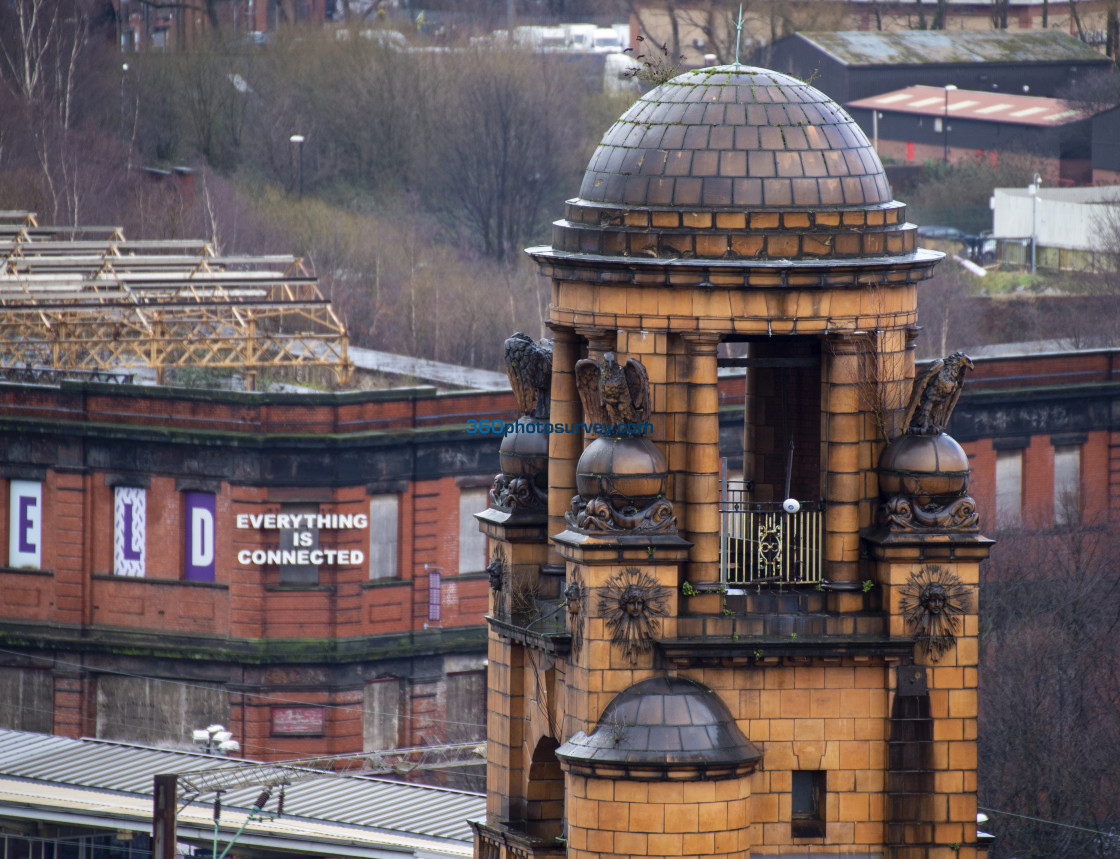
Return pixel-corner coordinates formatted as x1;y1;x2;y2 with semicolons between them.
900;565;972;661
598;568;668;663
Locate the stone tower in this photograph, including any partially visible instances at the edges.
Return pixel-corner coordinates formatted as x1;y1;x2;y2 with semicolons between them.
474;65;990;859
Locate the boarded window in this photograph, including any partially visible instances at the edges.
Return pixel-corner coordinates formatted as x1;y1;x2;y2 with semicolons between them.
446;671;486;742
1053;445;1081;526
457;489;489;574
363;679;401;751
995;450;1023;529
0;668;52;733
95;675;226;745
279;503;319;584
368;495;399;580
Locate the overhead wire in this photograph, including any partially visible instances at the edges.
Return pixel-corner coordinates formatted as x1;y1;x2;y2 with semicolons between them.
978;806;1120;841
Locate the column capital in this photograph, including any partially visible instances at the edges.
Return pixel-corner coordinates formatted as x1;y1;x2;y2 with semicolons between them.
545;322;576;338
680;332;722;354
826;330;869;354
905;323;922;350
574;327;617;361
573;326;612;339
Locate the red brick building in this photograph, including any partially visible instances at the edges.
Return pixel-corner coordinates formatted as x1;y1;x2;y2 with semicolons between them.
0;381;509;760
948;347;1120;530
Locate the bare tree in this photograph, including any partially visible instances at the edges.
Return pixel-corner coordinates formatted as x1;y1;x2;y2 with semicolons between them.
980;520;1120;858
427;47;584;262
0;0;82;114
1056;68;1120;116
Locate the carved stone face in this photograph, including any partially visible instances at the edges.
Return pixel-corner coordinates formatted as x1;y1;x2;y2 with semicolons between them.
920;582;948;615
621;585;647;617
565;582;582;615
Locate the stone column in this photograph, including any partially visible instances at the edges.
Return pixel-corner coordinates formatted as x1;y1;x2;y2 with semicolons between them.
866;531;992;859
824;332;865;607
547;326;580;555
682;333;722;584
575;327;617;364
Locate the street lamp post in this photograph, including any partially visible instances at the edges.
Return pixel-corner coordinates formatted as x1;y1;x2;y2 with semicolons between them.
1029;172;1041;274
943;84;957;163
121;63;129;140
289;134;305;199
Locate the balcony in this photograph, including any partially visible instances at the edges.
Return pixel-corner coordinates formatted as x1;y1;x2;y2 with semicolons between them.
719;488;824;585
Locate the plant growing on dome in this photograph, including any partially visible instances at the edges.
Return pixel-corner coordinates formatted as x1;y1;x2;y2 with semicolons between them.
621;36;683;87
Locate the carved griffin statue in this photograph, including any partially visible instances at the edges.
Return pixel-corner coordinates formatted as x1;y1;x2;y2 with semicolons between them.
902;351;974;436
504;332;553;419
574;352;650;435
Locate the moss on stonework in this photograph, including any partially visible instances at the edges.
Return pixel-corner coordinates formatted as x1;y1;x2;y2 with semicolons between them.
0;624;487;665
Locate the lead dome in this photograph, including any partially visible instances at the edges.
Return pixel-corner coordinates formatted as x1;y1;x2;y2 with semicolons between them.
551;65;919;263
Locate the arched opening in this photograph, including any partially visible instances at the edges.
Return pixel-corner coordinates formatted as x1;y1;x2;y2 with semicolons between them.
525;736;564;840
720;335;824;586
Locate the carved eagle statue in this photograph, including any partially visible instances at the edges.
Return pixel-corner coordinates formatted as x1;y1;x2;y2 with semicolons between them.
504;332;553;419
574;352;650;434
902;351;974;436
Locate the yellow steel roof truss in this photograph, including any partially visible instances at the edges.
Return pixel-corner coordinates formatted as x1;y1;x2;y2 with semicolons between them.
0;214;351;388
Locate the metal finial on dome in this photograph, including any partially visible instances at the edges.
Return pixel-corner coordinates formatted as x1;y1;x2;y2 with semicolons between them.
734;3;744;65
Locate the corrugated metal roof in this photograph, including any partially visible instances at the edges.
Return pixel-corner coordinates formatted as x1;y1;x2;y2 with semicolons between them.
848;85;1093;127
0;730;483;849
798;29;1106;66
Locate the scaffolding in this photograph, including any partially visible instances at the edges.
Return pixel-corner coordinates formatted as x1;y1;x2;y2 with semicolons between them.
0;212;351;389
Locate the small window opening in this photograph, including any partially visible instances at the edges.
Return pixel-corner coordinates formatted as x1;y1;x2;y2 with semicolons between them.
792;770;825;838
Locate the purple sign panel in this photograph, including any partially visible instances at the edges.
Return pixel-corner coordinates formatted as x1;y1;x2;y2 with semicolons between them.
185;492;216;582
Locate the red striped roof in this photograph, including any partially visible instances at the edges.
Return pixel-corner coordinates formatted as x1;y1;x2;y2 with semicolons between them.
847;85;1093;126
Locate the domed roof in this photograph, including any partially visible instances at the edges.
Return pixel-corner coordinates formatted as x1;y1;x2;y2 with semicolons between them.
579;65;889;211
556;675;761;779
544;65;926;265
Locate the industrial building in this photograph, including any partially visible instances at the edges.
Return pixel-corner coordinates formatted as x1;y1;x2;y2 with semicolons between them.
989;184;1120;270
0;728;484;859
846;86;1096;184
766;29;1110;104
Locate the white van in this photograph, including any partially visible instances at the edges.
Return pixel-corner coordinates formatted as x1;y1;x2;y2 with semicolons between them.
591;27;624;53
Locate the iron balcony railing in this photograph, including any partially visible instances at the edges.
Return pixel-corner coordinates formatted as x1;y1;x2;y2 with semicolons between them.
719;487;824;585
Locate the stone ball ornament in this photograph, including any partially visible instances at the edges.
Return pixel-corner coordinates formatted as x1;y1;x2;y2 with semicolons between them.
878;432;970;509
878;352;979;532
575;435;668;508
491;331;553;514
498;416;550;479
566;352;677;534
